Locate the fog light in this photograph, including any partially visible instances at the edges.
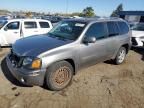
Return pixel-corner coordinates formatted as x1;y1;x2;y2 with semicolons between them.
30;72;40;76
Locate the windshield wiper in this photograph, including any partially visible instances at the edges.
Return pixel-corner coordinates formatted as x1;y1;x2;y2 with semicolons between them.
49;32;73;40
48;32;58;38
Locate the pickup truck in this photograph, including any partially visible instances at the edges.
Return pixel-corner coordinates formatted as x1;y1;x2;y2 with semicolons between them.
0;19;53;47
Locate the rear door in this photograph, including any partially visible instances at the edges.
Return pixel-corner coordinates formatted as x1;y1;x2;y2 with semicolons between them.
106;21;120;58
22;21;38;37
117;21;130;42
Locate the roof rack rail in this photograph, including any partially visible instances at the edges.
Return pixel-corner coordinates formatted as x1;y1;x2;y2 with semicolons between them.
98;17;122;20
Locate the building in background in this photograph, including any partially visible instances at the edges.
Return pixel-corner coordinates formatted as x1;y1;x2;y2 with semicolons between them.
118;11;144;23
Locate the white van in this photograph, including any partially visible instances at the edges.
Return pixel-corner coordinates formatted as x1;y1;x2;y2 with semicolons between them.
0;19;53;46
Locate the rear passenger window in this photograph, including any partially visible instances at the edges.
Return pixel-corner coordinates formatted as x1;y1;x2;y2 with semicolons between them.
39;22;50;28
107;22;119;37
24;22;37;29
118;22;129;35
85;23;107;40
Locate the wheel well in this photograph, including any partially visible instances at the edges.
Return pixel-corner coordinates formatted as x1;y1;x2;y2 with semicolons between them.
65;59;76;75
122;44;129;54
44;59;76;86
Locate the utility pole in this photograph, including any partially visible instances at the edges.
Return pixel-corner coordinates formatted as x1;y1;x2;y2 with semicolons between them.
66;0;68;15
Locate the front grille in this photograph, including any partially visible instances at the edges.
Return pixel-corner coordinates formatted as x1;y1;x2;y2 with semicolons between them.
131;37;138;45
9;50;23;68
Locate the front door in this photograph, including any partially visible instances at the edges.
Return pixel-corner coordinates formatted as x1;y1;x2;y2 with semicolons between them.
79;22;109;68
3;21;21;44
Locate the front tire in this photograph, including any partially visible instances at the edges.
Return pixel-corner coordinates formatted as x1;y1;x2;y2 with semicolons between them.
46;61;73;91
114;47;126;65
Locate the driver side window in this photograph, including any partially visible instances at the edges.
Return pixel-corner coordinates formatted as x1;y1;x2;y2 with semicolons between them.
6;22;20;30
85;22;107;40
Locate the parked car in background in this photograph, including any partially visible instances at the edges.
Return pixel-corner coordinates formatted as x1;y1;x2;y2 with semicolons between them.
0;20;7;28
50;16;62;23
131;23;144;47
42;16;63;27
0;15;12;20
0;19;53;47
129;22;139;28
6;18;131;91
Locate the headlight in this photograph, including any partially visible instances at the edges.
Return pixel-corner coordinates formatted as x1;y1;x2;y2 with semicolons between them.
23;57;33;66
31;59;41;69
22;57;41;69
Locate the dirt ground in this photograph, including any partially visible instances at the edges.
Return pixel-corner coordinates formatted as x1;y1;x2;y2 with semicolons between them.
0;48;144;108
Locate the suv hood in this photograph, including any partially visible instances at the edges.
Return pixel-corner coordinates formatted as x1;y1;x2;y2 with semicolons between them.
12;34;73;57
132;30;144;38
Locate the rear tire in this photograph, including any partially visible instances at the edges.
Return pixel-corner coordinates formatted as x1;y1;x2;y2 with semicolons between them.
114;47;126;65
46;61;73;91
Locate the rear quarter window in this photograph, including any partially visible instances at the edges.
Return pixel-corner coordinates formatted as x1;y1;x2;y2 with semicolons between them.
117;21;129;35
39;22;50;28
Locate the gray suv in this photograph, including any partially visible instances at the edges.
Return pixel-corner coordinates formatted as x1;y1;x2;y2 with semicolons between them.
6;18;131;91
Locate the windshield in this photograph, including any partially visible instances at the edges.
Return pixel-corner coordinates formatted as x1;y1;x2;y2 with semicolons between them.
48;21;87;40
132;23;144;31
0;20;7;29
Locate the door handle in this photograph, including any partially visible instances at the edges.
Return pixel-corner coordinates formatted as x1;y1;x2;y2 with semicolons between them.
34;31;38;32
14;32;18;34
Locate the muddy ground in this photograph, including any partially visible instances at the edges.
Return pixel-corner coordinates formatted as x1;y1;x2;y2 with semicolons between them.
0;48;144;108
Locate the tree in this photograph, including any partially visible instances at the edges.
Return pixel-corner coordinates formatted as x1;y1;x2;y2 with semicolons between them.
82;7;95;17
69;12;81;17
111;4;123;17
25;11;32;18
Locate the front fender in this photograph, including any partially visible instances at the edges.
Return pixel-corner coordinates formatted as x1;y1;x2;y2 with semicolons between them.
40;46;80;74
0;33;8;46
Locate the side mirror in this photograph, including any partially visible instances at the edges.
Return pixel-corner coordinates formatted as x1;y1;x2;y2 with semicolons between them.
4;27;8;31
83;36;96;43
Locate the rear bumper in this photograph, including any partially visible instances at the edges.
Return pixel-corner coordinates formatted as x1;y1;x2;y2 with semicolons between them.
6;56;46;86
